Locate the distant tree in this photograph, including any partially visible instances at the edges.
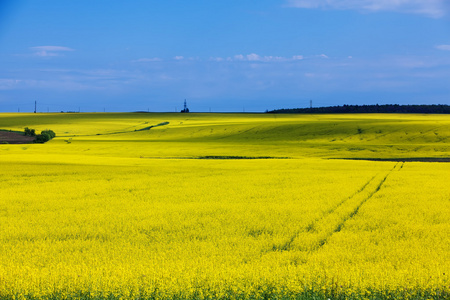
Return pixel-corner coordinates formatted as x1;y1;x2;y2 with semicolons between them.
267;104;450;114
34;130;56;143
24;127;36;136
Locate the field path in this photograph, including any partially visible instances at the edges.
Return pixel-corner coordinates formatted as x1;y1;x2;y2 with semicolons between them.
57;122;169;138
272;162;403;253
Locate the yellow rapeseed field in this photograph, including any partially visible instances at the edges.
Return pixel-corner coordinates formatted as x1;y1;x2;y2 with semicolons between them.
0;113;449;299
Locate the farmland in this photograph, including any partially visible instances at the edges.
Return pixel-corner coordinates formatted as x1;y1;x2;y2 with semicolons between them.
0;113;449;299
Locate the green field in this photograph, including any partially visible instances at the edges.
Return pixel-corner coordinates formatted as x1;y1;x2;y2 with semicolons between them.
1;112;449;162
0;113;449;299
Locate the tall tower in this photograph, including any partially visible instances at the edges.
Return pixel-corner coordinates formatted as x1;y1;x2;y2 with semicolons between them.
181;99;189;113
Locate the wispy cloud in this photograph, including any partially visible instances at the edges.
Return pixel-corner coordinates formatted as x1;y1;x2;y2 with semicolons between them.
31;46;74;57
3;52;450;110
132;54;310;63
209;57;225;62
233;53;287;62
436;45;450;51
0;79;22;90
285;0;448;18
228;54;306;62
132;57;162;62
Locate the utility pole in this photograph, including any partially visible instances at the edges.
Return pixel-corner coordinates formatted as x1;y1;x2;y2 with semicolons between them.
34;101;37;113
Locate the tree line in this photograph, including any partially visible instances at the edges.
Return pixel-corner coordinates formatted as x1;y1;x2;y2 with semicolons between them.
267;104;450;114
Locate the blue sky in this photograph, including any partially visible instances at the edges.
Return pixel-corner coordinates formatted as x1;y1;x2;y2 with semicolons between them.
1;0;450;112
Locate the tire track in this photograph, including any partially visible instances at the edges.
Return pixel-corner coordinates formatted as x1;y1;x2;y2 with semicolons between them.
308;162;401;252
271;162;401;252
272;175;378;252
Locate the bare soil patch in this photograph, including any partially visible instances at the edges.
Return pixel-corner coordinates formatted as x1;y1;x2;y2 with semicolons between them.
0;131;36;144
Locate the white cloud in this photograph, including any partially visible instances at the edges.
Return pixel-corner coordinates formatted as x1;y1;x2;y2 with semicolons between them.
436;45;450;51
0;79;22;90
132;58;162;62
246;53;261;61
231;53;301;62
32;46;74;51
209;57;224;62
30;46;74;57
285;0;448;18
174;56;184;60
262;56;286;62
304;72;331;79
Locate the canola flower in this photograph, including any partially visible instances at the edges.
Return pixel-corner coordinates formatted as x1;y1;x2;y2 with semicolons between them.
0;113;449;299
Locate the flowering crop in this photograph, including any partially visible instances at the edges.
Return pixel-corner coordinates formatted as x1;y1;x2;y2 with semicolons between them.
0;113;448;299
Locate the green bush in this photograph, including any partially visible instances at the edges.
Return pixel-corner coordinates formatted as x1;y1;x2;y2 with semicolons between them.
34;129;56;143
42;130;56;139
35;134;48;143
24;127;36;136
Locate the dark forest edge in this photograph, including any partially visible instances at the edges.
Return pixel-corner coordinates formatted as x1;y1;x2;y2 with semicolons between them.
267;104;450;114
332;157;450;163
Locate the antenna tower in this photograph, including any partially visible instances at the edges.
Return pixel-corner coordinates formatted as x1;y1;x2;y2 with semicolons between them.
181;99;189;113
